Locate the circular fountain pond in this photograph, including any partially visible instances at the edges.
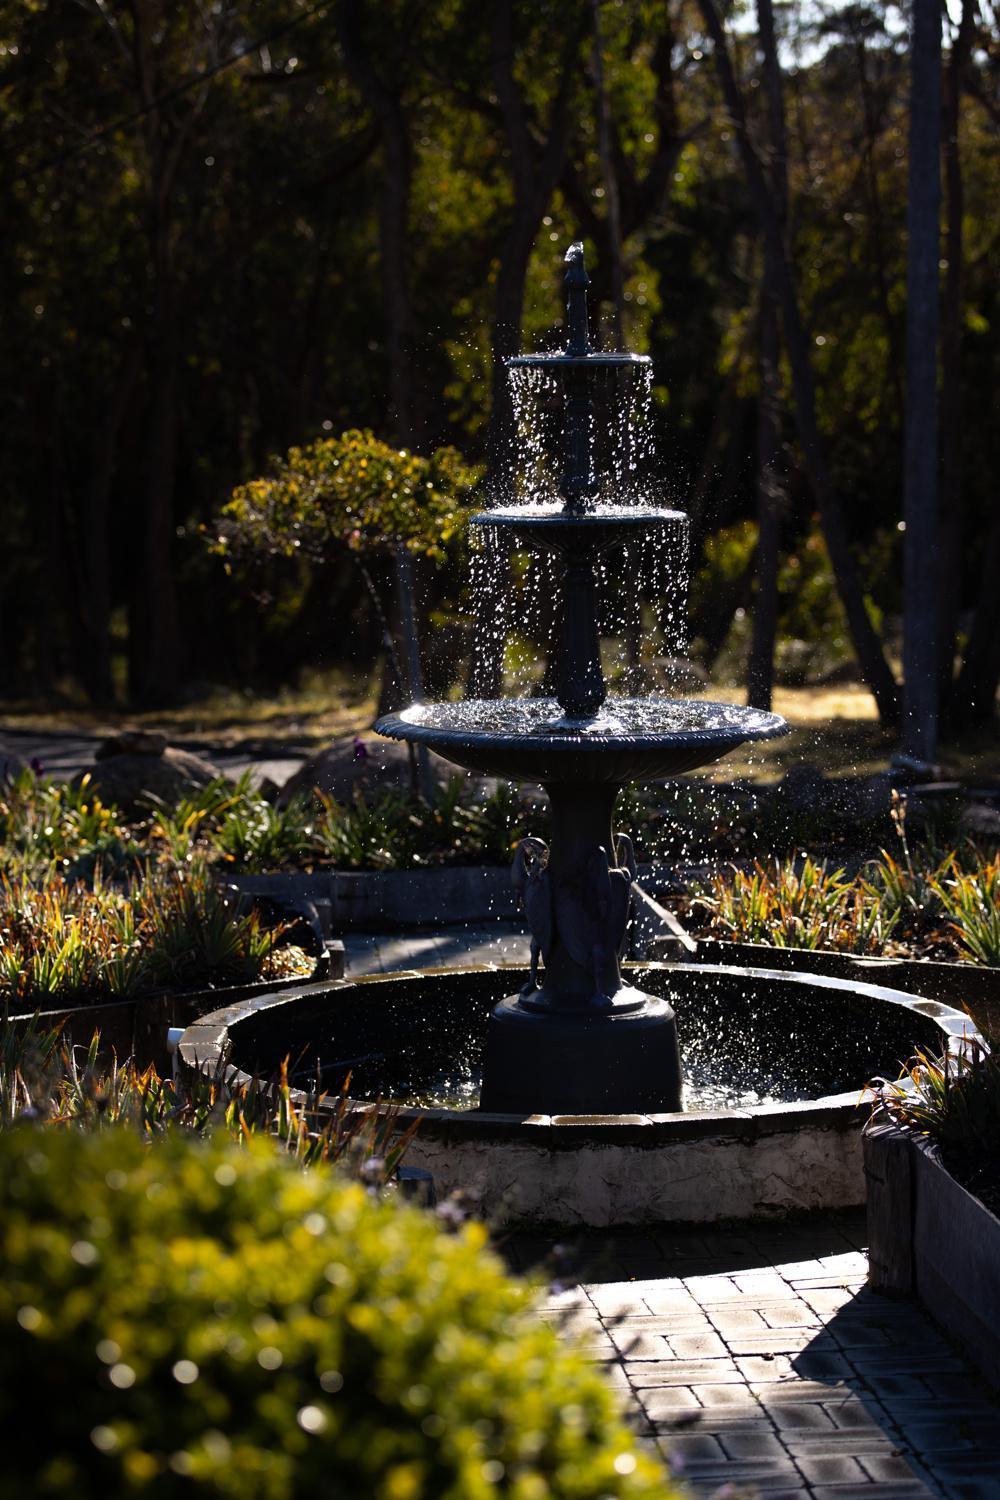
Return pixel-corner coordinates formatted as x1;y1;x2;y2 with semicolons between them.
179;962;978;1227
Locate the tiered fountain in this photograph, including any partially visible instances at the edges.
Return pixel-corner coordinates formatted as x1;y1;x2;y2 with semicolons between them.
181;244;975;1225
376;244;785;1116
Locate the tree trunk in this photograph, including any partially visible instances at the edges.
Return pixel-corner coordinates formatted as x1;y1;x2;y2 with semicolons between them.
747;0;786;712
900;0;943;762
131;0;184;705
338;0;431;792
938;0;977;716
953;512;1000;726
747;286;782;709
82;341;140;704
590;0;625;350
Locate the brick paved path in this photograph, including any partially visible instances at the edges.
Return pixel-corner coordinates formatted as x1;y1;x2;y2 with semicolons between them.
506;1212;1000;1500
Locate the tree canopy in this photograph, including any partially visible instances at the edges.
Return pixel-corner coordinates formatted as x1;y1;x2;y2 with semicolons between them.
1;0;998;730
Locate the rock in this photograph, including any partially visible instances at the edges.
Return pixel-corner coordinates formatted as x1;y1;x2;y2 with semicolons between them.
277;734;452;808
75;745;227;817
959;802;1000;841
95;729;169;760
772;762;832;812
0;744;27;784
829;772;894;824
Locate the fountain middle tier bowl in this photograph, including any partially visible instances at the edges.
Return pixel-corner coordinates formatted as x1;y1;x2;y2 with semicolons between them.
473;504;686;558
376;696;788;782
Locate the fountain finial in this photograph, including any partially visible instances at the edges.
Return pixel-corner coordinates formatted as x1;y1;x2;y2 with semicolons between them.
564;241;590;356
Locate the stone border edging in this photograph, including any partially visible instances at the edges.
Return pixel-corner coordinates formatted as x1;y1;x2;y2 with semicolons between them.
865;1121;1000;1391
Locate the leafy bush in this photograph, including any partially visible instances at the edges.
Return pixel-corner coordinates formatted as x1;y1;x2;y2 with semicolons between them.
211;427;477;566
0;1129;672;1500
0;767;540;877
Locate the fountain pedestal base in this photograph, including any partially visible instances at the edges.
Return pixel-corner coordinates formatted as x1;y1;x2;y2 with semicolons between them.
479;989;682;1115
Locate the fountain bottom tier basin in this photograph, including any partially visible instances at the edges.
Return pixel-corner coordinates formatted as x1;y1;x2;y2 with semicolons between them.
481;988;682;1114
179;963;978;1227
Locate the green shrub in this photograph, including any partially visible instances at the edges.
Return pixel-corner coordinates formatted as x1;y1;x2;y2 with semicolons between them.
0;1129;672;1500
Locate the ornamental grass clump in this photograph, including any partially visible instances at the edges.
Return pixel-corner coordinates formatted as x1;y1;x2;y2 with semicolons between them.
699;855;895;955
868;1041;1000;1215
0;770;133;880
0;1128;674;1500
0;1015;413;1176
0;867;298;1011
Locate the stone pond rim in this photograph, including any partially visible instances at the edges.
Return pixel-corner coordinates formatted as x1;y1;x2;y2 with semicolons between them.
177;961;982;1226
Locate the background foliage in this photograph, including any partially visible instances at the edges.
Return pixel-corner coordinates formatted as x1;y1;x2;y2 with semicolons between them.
2;0;998;723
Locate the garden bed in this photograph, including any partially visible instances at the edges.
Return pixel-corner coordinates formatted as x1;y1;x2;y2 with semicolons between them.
865;1121;1000;1391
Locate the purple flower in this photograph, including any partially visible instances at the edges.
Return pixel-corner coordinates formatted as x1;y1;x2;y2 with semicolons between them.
353;738;369;763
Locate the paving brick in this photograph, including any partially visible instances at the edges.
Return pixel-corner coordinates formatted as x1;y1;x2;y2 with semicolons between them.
762;1402;838;1431
625;1358;744;1387
720;1429;790;1460
801;1288;861;1315
734;1274;802;1298
633;1385;704;1419
791;1349;857;1381
725;1329;825;1357
789;1276;868;1291
586;1279;687;1314
858;1454;926;1482
654;1456;808;1488
655;1431;728;1464
760;1302;826;1329
782;1430;899;1458
752;1378;860;1404
707;1306;772;1332
684;1275;745;1302
608;1328;670;1359
796;1454;871;1484
667;1331;730;1360
603;1311;711;1334
810;1486;933;1500
861;1374;944;1400
736;1354;796;1382
927;1478;1000;1500
820;1252;870;1277
691;1382;769;1406
918;1451;1000;1484
821;1397;893;1431
640;1286;706;1316
777;1258;834;1279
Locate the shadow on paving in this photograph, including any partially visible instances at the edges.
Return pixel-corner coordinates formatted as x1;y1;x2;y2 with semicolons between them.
497;1211;1000;1500
789;1295;1000;1500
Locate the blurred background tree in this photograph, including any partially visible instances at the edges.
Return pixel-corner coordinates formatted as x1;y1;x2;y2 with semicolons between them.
1;0;997;738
